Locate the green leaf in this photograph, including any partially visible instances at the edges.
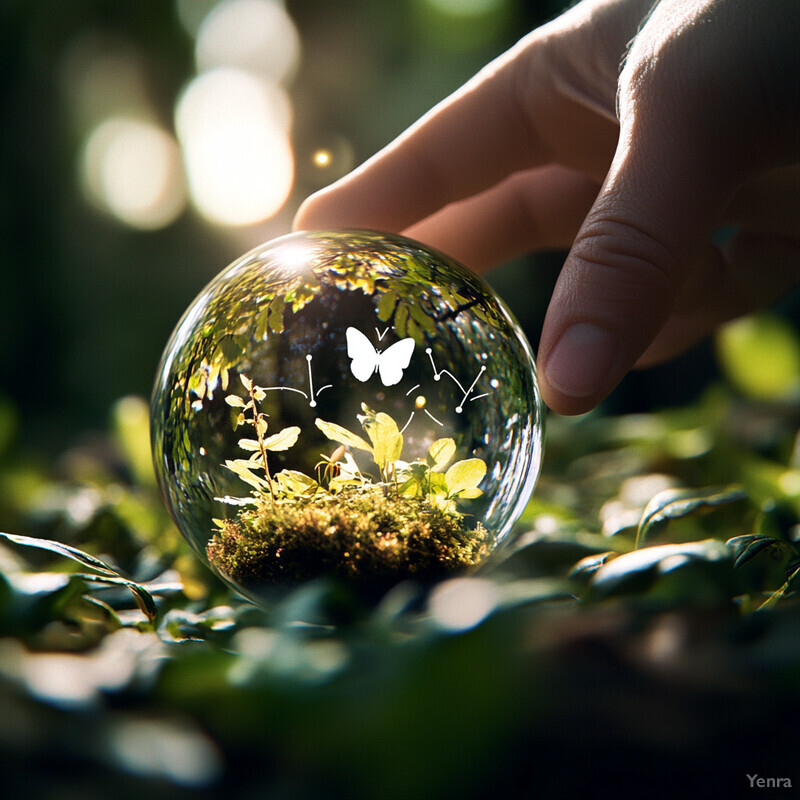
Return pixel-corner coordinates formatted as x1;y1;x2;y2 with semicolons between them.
0;531;158;622
78;574;158;622
274;469;318;496
429;471;448;496
568;552;617;582
716;313;800;400
263;426;301;451
589;540;731;599
223;459;270;490
0;530;121;577
361;410;403;473
408;301;437;334
268;295;286;334
636;484;746;548
376;289;397;322
756;562;800;610
398;462;429;497
445;458;486;497
427;438;456;471
727;534;795;569
315;418;373;453
394;303;409;338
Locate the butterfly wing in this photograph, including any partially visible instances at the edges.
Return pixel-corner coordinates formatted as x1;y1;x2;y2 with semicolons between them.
378;337;415;386
346;327;378;382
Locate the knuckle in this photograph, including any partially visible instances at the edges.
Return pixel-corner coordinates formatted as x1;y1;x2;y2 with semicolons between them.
571;214;682;298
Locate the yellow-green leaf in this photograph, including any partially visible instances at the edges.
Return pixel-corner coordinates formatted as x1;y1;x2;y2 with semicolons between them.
376;290;397;322
362;411;403;472
268;295;286;334
315;419;373;453
263;426;300;451
445;458;486;497
274;469;318;496
427;438;456;471
716;313;800;400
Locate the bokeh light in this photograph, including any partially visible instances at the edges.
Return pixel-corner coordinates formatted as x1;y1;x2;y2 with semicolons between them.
175;67;294;227
81;117;187;230
428;577;499;631
195;0;301;84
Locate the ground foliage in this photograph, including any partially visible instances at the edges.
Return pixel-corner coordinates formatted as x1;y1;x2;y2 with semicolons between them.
2;322;800;798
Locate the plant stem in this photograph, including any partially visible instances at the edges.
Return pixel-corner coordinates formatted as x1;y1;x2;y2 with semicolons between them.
248;384;275;509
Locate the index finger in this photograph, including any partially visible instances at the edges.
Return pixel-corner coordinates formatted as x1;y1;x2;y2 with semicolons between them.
293;36;553;233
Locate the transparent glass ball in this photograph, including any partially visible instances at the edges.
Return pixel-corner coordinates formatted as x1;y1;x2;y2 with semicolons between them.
151;230;544;601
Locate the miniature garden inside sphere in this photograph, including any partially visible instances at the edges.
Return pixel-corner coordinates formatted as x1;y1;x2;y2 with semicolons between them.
151;230;544;601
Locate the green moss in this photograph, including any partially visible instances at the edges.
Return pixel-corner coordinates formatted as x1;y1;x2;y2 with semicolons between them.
206;485;490;594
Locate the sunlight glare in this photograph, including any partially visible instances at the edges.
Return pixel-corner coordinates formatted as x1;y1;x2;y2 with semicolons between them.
175;68;294;227
81;117;186;230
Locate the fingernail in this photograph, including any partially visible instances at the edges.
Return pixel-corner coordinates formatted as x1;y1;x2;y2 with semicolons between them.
545;323;618;399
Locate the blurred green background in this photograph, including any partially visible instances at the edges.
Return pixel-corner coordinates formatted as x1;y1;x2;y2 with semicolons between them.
0;0;733;458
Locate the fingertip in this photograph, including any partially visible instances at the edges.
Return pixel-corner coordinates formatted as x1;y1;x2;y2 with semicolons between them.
538;322;621;415
292;187;336;232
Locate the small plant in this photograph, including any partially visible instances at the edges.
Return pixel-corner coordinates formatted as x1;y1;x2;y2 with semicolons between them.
206;377;490;594
315;406;486;510
221;374;301;507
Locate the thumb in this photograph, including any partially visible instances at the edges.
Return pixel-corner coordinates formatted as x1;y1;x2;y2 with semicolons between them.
537;1;765;416
537;138;729;415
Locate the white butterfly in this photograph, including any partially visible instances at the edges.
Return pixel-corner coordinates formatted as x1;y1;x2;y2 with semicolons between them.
346;327;415;386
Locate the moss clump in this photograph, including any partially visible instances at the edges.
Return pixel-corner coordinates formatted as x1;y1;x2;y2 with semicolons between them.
207;486;490;593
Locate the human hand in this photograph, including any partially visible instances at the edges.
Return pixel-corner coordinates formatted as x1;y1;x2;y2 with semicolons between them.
294;0;800;415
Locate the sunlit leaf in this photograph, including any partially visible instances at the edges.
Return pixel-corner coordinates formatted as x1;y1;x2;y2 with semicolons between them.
263;426;300;452
567;551;617;582
225;395;245;408
0;530;120;577
315;418;372;454
427;438;456;471
727;534;795;569
78;574;158;622
238;438;262;451
0;531;158;621
274;469;318;496
589;540;731;599
445;458;486;497
716;313;800;400
636;484;746;548
223;459;270;490
757;562;800;610
361;410;403;473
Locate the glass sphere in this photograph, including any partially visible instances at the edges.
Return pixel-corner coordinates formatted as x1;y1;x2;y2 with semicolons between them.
151;230;544;601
